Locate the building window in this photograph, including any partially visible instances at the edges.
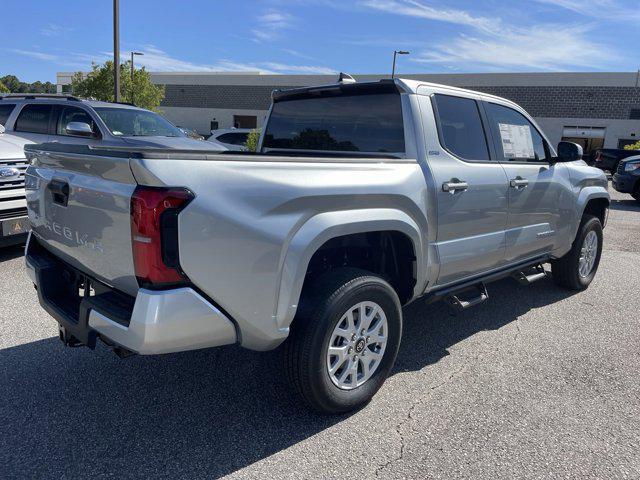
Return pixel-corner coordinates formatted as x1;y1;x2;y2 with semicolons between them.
233;115;257;129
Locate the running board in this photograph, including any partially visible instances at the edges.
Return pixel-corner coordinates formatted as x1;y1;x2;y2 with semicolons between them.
445;283;489;312
512;263;547;286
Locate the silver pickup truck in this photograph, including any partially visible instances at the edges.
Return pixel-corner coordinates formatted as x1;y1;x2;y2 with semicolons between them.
24;78;609;413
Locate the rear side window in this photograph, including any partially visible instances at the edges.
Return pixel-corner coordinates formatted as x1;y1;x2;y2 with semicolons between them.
14;104;52;134
56;106;97;136
433;94;490;161
0;104;16;126
485;103;549;162
217;132;249;145
263;93;405;154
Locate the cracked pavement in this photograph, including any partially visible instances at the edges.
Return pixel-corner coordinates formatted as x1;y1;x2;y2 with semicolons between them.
1;187;639;479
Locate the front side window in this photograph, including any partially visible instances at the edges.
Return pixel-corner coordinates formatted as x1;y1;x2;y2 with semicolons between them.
263;92;405;154
485;103;549;162
14;104;52;134
94;107;182;137
0;104;16;126
56;106;98;136
433;94;490;161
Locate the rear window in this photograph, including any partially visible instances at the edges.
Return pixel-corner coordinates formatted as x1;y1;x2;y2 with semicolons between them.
14;104;52;134
263;93;405;154
0;104;16;126
433;94;490;161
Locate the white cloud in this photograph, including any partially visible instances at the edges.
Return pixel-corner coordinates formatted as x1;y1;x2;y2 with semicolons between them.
253;10;294;41
412;27;614;71
534;0;640;21
359;0;617;71
8;49;59;61
360;0;500;35
40;23;70;37
7;45;335;76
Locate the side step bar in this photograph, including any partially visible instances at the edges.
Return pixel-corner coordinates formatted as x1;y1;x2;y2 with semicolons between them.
445;283;489;312
512;263;547;286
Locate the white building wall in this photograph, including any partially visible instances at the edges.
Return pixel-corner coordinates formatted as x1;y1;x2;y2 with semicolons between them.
159;107;269;134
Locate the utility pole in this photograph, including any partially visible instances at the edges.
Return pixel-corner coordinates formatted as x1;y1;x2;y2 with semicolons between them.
113;0;121;102
391;50;410;79
130;51;144;105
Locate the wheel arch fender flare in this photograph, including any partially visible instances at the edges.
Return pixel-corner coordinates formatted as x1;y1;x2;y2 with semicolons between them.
576;188;610;228
274;208;426;330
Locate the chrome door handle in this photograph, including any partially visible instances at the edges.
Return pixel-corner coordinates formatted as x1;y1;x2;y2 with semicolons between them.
442;179;469;193
509;177;529;189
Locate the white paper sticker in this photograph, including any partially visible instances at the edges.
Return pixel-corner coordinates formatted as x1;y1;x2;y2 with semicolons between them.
498;123;535;159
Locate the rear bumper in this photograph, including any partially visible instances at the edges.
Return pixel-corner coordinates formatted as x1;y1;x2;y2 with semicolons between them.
25;234;237;355
612;173;636;194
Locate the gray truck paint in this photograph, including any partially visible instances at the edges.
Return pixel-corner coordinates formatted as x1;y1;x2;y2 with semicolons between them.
25;79;609;353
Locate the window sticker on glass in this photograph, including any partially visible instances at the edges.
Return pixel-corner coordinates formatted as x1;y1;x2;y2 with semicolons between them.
498;123;534;159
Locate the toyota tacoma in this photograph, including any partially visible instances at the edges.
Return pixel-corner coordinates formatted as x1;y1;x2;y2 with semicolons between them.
24;78;610;413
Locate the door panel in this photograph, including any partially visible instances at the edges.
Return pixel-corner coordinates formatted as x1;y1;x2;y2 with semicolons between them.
483;101;565;262
501;163;565;261
422;94;509;286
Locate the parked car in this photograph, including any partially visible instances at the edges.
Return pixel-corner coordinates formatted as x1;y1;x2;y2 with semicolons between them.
0;94;225;151
612;154;640;202
24;78;609;413
0;125;30;247
594;148;639;174
207;128;252;151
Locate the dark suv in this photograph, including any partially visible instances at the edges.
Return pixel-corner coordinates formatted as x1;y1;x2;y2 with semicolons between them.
594;148;640;174
0;94;225;151
612;155;640;202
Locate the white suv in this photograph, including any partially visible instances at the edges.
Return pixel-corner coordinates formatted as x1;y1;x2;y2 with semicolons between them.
207;128;253;151
0;124;30;247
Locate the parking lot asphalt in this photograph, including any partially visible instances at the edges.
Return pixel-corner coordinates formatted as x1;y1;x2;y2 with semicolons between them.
1;187;639;479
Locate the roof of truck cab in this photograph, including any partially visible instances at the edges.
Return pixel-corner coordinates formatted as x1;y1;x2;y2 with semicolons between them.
273;77;522;110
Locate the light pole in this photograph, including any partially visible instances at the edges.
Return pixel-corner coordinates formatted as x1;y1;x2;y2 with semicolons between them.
391;50;410;79
130;51;144;105
113;0;120;102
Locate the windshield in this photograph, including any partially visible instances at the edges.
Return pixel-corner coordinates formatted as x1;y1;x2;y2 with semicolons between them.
94;107;183;137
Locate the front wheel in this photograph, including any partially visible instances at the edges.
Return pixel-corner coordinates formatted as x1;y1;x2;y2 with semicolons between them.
551;215;603;290
283;268;402;413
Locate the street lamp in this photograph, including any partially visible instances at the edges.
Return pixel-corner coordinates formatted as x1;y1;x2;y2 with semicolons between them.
391;50;410;79
113;0;120;102
130;51;144;105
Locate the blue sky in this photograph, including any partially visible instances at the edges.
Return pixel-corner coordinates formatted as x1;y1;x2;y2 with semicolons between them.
2;0;639;82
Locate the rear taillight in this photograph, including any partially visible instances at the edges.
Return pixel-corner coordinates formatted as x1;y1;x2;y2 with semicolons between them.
595;151;602;162
130;186;194;288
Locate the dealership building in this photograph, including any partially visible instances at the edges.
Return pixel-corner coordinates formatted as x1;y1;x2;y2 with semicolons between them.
56;71;640;155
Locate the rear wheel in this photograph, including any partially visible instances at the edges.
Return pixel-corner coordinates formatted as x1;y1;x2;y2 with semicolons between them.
632;183;640;202
284;268;402;413
551;215;603;290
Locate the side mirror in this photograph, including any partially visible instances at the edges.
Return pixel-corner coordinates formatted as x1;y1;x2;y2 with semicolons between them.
65;121;94;137
556;141;583;162
0;124;5;134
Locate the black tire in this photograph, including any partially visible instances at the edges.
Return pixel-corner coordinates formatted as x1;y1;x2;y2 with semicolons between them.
551;215;603;290
283;268;402;414
632;183;640;203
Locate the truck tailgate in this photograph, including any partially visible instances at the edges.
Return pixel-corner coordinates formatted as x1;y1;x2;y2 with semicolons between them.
25;146;139;296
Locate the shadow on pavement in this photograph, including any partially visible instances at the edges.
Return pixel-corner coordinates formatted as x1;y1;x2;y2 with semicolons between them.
0;276;574;479
0;244;24;263
609;199;639;212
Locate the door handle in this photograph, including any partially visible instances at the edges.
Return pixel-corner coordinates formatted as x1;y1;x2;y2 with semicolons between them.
442;179;469;193
509;177;529;189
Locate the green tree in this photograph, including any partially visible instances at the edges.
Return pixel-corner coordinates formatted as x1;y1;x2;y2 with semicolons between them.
623;140;640;151
0;81;8;93
246;129;261;152
71;60;164;111
0;75;55;94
